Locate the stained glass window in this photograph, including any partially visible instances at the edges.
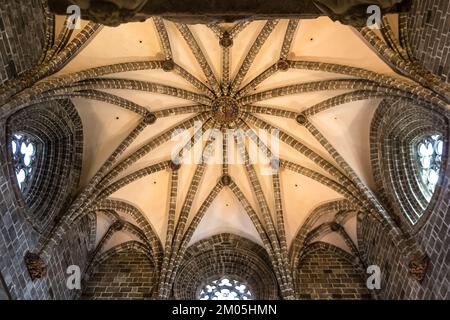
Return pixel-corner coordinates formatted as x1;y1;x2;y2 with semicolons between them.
11;134;37;191
417;135;443;198
199;277;252;300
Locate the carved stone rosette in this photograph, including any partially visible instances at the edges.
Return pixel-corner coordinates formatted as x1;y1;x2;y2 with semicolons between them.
212;96;240;124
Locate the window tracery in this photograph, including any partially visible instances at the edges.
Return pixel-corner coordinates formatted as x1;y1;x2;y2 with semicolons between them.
199;277;252;300
11;134;37;191
416;135;443;199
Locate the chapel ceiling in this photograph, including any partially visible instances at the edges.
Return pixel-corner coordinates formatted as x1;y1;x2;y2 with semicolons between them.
55;15;400;255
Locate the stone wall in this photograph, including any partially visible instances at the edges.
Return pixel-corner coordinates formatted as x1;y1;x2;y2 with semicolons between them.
0;0;448;301
296;243;371;300
82;248;156;300
0;272;9;299
0;0;46;84
0;2;91;300
0;0;88;293
363;95;450;300
5;99;84;233
364;1;450;298
408;0;450;82
0;161;91;299
359;194;450;300
173;233;280;300
0;98;89;300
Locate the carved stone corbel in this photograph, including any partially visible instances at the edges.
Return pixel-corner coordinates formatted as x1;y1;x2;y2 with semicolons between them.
24;251;46;280
408;254;429;282
312;0;411;27
65;0;150;26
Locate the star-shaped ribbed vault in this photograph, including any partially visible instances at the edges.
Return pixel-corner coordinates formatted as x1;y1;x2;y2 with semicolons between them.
64;17;385;251
18;12;444;299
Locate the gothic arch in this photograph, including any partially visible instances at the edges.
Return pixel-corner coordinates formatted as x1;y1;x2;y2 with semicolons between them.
295;242;370;299
370;98;449;230
82;241;157;299
173;233;279;300
290;200;360;260
2;99;83;232
0;2;449;300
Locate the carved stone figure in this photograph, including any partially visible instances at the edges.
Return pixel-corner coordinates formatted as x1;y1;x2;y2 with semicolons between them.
48;0;411;27
313;0;411;27
51;0;150;26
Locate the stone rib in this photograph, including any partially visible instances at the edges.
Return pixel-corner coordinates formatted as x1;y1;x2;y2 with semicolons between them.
154;17;173;60
239;79;380;104
230;20;279;96
98;161;170;199
173;64;215;98
229;21;251;38
175;23;222;96
66;78;212;105
280;19;299;60
44;15;74;62
236;64;279;98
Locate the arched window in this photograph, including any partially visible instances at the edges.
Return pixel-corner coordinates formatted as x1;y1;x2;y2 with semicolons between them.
174;234;279;300
371;99;448;229
416;135;443;200
5;99;83;232
199;277;252;300
11;133;37;191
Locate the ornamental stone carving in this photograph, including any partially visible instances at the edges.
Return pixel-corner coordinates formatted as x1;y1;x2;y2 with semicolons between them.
24;251;46;280
48;0;411;27
408;254;429;282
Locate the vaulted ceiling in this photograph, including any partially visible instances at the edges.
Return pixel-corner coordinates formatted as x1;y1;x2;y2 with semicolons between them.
54;15;400;256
